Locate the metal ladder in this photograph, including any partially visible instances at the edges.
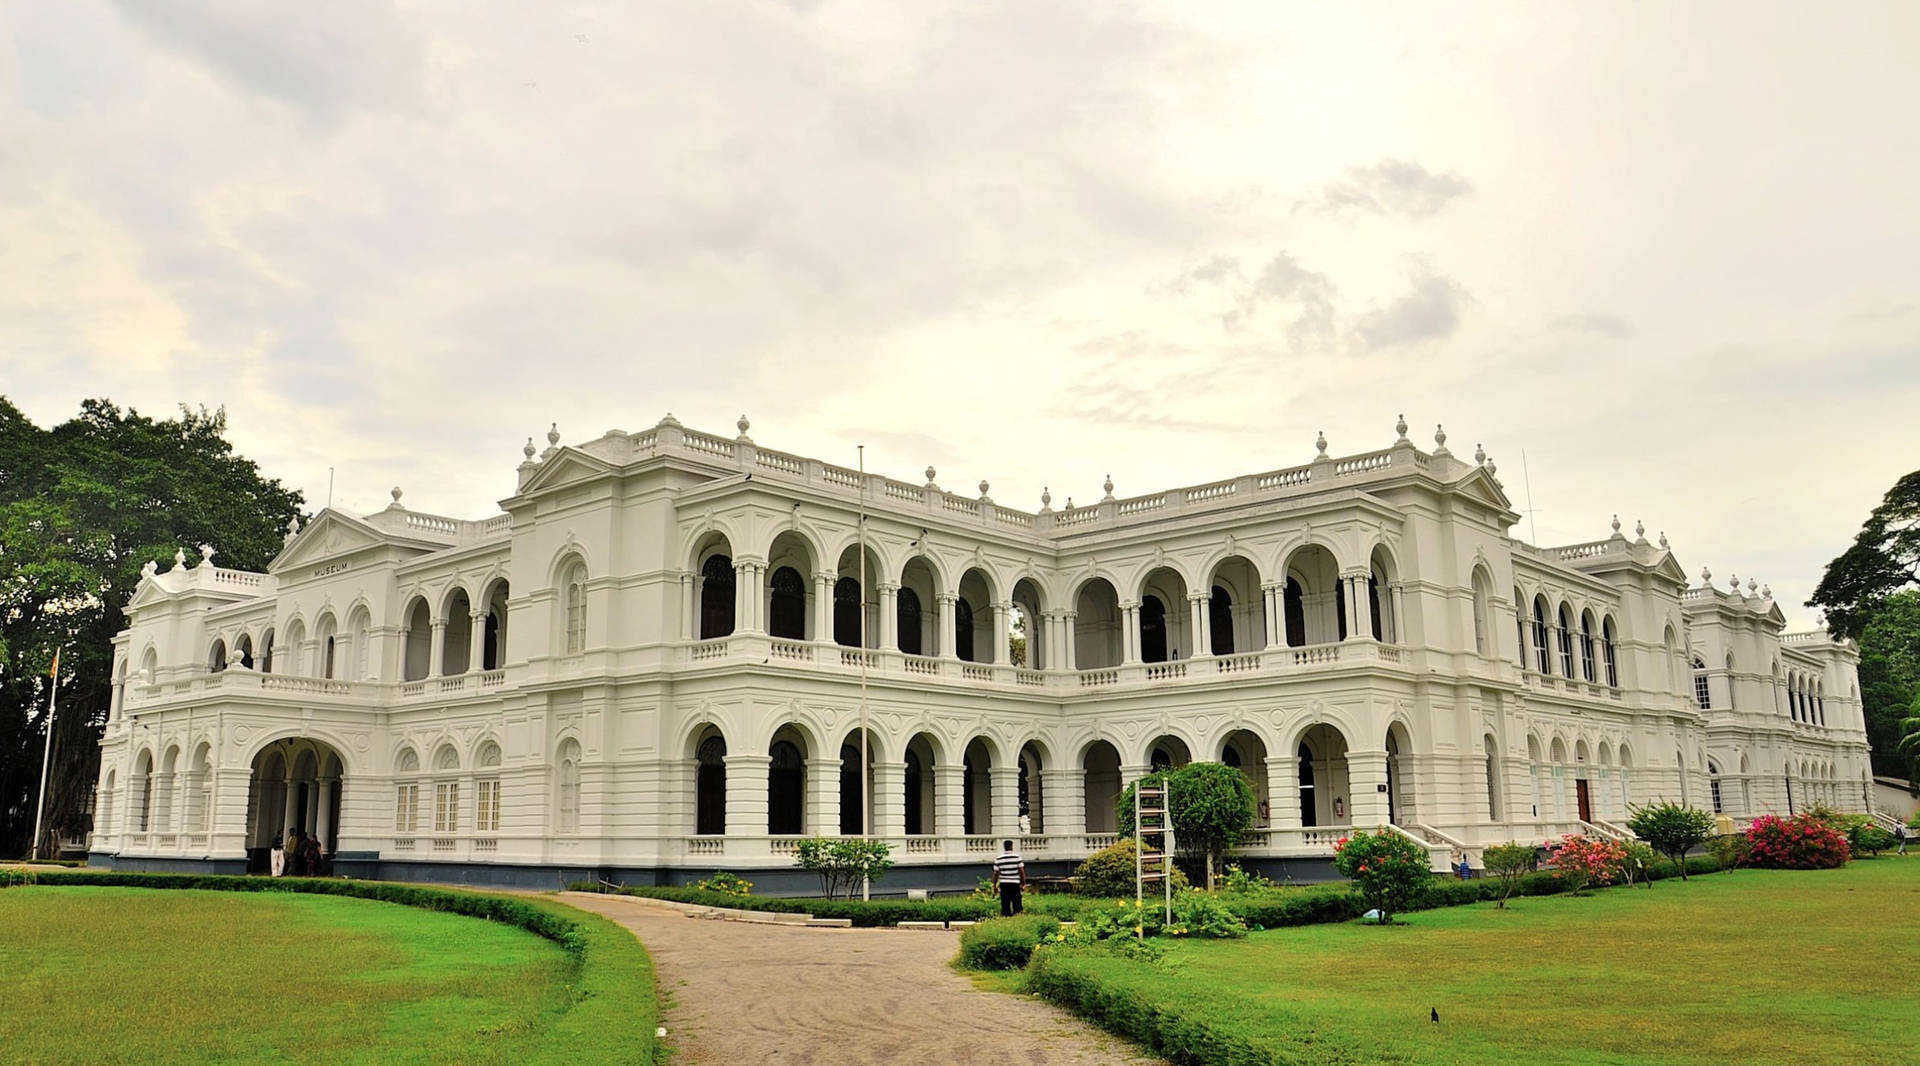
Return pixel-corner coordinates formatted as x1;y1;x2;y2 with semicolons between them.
1134;781;1175;936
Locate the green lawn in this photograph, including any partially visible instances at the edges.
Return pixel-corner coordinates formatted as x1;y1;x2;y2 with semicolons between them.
1025;858;1920;1065
0;887;584;1065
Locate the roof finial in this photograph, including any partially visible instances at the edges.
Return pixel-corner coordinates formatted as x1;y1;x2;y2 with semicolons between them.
1701;565;1712;586
1433;423;1449;455
1474;442;1486;465
1747;577;1758;596
1659;530;1669;549
522;436;536;461
1610;514;1622;535
1728;573;1740;592
391;486;404;507
172;547;187;569
924;466;937;487
1040;486;1052;509
978;479;990;500
1762;583;1773;599
1102;474;1115;500
1395;414;1408;441
546;422;560;448
737;414;751;439
198;544;215;567
1635;518;1645;540
1315;430;1328;456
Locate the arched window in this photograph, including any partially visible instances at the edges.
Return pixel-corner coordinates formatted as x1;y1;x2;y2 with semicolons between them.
260;628;276;674
699;555;735;639
1708;760;1724;814
1283;579;1306;647
1556;604;1574;676
394;749;421;832
1210;586;1235;656
768;566;807;640
896;587;923;656
696;734;727;835
1140;595;1168;662
556;739;581;833
1602;617;1619;688
208;639;227;674
1367;575;1383;641
475;742;502;833
563;561;587;655
1692;656;1711;709
1514;588;1528;665
769;740;804;835
954;598;975;662
1484;735;1502;819
1470;571;1491;655
1532;598;1550;673
1580;613;1596;682
833;577;863;647
1297;743;1316;828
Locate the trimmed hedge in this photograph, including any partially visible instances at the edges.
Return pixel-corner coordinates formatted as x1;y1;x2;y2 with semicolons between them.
580;883;997;926
1024;947;1276;1065
957;914;1062;970
4;871;660;1064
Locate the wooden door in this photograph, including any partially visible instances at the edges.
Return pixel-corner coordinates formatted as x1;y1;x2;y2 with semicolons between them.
1576;778;1592;823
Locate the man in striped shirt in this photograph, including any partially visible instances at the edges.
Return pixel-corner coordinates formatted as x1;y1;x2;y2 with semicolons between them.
993;840;1025;916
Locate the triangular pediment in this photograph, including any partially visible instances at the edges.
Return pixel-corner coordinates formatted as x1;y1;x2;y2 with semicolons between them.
1451;467;1516;513
125;576;173;611
269;510;393;574
1650;552;1689;585
515;448;618;497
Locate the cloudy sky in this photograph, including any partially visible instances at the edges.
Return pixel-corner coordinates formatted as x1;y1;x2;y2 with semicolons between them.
5;2;1917;625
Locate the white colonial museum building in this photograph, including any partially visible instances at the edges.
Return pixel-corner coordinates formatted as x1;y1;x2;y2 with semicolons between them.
89;414;1873;888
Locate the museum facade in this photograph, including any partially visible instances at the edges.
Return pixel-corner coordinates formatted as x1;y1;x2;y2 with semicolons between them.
88;415;1873;888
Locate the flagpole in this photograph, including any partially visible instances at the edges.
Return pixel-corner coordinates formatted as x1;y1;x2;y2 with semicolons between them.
858;445;871;901
30;649;61;862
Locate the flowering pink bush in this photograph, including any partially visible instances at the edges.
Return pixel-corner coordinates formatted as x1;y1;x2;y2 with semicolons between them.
1332;830;1432;924
1744;814;1850;869
1544;834;1626;895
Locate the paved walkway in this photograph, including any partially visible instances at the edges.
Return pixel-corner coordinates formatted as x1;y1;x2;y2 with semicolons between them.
560;893;1160;1065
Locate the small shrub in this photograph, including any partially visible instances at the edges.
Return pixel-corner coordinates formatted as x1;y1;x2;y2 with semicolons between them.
1746;814;1850;869
1854;825;1895;857
1627;802;1716;880
794;836;894;900
957;914;1061;970
1331;829;1432;924
1071;838;1188;898
690;871;754;896
1219;863;1275;893
1168;891;1247;938
1616;840;1657;887
1544;834;1625;895
1704;833;1750;871
1481;842;1536;908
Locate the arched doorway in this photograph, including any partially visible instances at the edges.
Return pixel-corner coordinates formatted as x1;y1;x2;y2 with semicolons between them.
246;737;346;873
694;728;727;835
1082;740;1122;833
840;730;878;835
962;737;994;835
1221;730;1270;826
1296;724;1352;827
1019;741;1047;833
768;728;807;835
1147;735;1190;772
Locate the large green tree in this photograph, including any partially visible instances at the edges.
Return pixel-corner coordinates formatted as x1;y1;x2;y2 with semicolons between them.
1117;761;1257;888
1855;590;1920;780
1808;469;1920;641
0;398;304;858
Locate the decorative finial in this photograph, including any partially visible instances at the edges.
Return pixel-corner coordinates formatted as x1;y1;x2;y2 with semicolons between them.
1065;497;1074;509
1041;486;1052;509
1701;566;1712;585
198;544;215;566
1433;424;1448;453
141;559;157;579
659;411;681;427
1395;414;1408;441
547;423;560;448
924;466;937;486
288;515;301;536
1485;456;1498;479
1729;573;1740;592
1315;431;1328;456
978;480;990;499
173;547;187;569
1474;443;1486;465
1102;474;1114;499
1762;583;1772;599
1816;609;1827;628
391;486;404;505
1635;519;1645;540
1747;577;1758;596
1611;514;1622;535
737;414;751;438
523;437;536;461
1659;530;1669;549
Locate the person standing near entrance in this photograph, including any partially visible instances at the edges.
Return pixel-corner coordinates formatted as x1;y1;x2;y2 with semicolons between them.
993;840;1025;916
269;833;286;877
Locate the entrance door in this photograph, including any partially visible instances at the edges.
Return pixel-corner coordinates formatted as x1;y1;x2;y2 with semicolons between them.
1575;778;1592;823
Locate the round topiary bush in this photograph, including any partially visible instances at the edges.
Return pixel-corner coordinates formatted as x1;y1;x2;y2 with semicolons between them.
1071;838;1190;898
1745;814;1850;869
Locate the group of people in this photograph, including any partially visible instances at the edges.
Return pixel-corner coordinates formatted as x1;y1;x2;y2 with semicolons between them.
268;828;329;877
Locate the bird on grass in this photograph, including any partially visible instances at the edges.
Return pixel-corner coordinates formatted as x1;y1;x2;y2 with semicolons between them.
1431;1007;1439;1024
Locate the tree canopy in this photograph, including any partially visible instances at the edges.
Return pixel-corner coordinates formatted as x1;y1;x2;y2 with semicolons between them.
0;398;304;857
1809;469;1920;641
1117;761;1256;887
1854;590;1920;780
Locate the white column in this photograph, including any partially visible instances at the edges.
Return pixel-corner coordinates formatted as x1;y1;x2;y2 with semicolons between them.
933;764;966;836
428;621;447;677
1349;749;1391;825
1260;584;1279;649
936;593;958;659
724;754;771;836
990;602;1009;665
1062;611;1078;670
281;768;299;836
680;573;696;640
1389;583;1407;644
873;762;907;836
879;584;899;651
466;611;484;673
1267;755;1301;828
813;572;834;642
1342;577;1363;641
806;758;840;835
1042;768;1085;837
989;765;1021;836
1121;602;1141;664
1189;593;1211;657
316;778;335;847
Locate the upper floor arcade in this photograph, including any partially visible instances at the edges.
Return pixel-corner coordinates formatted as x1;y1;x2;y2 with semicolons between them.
110;414;1739;717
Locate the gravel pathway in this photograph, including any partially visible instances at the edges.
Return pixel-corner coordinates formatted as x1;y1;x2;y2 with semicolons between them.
560;893;1160;1065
